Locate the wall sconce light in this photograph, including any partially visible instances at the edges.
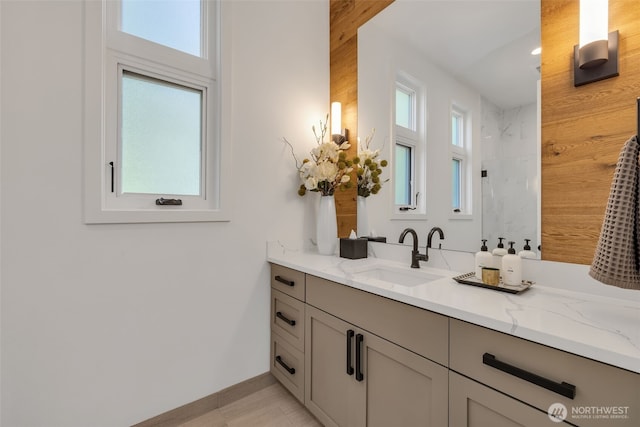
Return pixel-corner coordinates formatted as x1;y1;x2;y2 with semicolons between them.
574;0;619;87
331;101;348;145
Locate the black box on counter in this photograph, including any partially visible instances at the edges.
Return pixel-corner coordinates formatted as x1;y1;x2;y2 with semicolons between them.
339;237;368;259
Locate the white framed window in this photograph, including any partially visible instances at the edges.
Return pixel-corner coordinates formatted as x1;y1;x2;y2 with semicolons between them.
393;74;426;216
450;106;471;215
84;0;230;223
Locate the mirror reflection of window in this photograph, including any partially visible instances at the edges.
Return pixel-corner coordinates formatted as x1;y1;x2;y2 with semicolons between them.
395;85;414;130
395;144;413;206
451;107;469;213
394;77;424;213
452;158;461;211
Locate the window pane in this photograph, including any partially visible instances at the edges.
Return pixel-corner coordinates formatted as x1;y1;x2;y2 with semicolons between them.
121;71;202;196
452;158;461;210
121;0;202;57
395;144;412;205
396;88;412;129
452;113;463;147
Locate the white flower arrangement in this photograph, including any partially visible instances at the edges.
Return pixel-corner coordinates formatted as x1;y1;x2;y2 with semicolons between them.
355;129;388;197
283;115;354;197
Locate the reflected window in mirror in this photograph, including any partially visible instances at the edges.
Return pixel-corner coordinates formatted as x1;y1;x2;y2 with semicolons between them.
394;74;426;215
451;106;471;214
395;144;413;205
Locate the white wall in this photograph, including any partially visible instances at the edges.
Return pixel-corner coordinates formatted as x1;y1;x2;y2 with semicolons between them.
358;20;482;252
0;1;328;425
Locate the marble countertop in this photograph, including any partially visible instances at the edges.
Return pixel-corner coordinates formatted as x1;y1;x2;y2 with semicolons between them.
267;242;640;374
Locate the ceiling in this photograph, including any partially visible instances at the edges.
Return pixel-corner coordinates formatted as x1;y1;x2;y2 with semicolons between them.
367;0;541;109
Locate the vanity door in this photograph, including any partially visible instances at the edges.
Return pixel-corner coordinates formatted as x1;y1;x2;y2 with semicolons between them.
362;330;448;427
305;305;364;427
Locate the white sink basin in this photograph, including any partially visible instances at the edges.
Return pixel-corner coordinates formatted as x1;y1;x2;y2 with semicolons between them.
352;265;444;287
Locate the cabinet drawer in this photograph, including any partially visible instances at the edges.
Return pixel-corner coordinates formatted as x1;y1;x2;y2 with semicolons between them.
450;319;640;427
271;331;304;403
271;264;305;301
306;274;448;366
271;289;305;352
449;371;571;426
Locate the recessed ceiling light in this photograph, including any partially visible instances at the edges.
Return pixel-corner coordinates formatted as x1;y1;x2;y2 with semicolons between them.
531;47;542;55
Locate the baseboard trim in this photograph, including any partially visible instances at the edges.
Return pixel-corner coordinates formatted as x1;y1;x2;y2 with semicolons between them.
131;372;276;427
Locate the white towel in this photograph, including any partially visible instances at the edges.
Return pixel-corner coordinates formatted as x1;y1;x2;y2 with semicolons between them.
589;136;640;290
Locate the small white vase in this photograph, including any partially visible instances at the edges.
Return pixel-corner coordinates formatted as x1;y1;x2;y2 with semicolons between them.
317;195;338;255
357;196;369;237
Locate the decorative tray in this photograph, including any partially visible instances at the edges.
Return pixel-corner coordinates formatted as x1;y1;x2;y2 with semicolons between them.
452;272;534;294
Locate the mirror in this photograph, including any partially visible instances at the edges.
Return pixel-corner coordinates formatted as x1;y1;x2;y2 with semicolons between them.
358;0;541;257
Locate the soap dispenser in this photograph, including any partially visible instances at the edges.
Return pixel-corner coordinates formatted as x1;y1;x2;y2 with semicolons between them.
502;241;522;286
475;239;493;280
518;239;537;259
491;237;507;275
492;237;507;256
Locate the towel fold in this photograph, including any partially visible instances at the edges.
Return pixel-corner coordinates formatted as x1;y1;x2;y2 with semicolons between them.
589;136;640;290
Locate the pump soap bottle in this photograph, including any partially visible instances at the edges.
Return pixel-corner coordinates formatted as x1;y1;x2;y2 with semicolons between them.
502;241;522;286
475;239;493;280
492;237;507;256
518;239;537;259
492;237;507;276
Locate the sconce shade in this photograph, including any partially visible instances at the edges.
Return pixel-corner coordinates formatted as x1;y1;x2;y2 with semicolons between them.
574;0;618;87
578;39;608;69
331;101;348;144
574;30;619;86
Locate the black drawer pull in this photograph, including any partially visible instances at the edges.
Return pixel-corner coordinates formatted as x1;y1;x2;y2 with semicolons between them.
355;333;364;382
275;275;295;287
276;311;296;326
483;353;576;399
275;355;295;375
346;329;355;376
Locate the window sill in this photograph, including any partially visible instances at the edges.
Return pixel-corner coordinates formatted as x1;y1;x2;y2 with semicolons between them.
391;212;428;221
84;208;231;224
448;213;473;221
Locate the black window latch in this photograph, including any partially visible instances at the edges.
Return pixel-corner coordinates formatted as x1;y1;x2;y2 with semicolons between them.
155;198;182;206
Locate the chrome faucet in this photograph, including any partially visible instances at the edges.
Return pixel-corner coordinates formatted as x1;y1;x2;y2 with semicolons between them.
399;228;427;268
426;227;445;261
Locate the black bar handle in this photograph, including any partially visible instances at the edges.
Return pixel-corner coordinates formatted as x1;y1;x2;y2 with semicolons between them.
355;333;364;382
346;329;355;376
483;353;576;399
275;275;295;287
109;161;114;193
276;311;296;326
275;355;295;375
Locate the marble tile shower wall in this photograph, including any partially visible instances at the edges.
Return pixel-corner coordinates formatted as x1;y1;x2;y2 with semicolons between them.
481;98;538;253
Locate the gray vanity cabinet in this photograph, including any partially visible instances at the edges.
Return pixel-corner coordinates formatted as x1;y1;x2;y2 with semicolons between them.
304;276;448;427
269;263;640;427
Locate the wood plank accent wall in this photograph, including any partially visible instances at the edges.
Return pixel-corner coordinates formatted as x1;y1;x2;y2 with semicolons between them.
541;0;640;264
330;0;394;237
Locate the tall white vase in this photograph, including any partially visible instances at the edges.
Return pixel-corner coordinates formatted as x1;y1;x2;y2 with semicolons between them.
317;195;338;255
357;196;369;237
